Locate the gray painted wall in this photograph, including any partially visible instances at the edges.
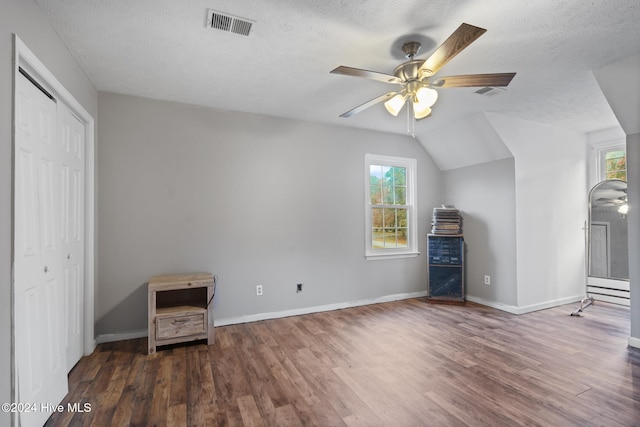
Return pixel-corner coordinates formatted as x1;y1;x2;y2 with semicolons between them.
442;158;518;308
487;114;588;310
1;0;98;423
96;92;442;336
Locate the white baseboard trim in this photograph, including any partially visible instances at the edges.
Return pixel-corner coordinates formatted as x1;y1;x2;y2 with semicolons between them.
465;294;585;315
515;294;585;315
94;290;429;344
95;328;147;344
215;290;429;327
464;296;519;314
629;336;640;350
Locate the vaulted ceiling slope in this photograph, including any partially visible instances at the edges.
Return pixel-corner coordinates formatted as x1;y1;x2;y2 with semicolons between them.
35;0;640;168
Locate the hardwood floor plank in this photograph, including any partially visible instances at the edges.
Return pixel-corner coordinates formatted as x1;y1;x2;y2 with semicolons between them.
333;365;421;426
168;403;187;426
110;388;135;427
148;355;172;426
238;346;279;424
247;322;280;347
237;395;266;427
186;346;217;426
45;299;639;426
269;346;323;407
274;404;302;426
129;355;160;426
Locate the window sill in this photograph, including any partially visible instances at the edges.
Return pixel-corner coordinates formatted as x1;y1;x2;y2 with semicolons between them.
365;251;420;261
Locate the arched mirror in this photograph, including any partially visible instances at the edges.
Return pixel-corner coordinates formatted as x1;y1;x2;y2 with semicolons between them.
585;179;629;307
589;180;628;279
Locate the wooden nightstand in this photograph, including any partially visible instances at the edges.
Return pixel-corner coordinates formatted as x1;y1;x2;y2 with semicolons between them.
148;272;215;354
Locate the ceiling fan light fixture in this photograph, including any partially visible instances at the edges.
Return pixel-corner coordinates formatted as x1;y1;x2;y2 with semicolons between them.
413;105;432;120
415;86;438;108
412;86;437;119
384;94;406;116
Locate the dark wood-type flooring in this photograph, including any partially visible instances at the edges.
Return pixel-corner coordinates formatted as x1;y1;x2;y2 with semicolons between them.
46;299;640;426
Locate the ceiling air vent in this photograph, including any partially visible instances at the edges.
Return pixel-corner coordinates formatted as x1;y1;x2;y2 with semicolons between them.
475;87;506;96
207;9;255;36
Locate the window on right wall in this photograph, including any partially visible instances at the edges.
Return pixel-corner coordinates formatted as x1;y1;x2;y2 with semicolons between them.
601;147;627;181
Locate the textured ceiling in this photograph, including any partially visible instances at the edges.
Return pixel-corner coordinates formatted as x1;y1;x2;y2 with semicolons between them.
34;0;640;167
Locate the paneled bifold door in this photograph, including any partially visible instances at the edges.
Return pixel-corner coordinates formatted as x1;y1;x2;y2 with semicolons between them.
14;71;85;427
58;100;85;371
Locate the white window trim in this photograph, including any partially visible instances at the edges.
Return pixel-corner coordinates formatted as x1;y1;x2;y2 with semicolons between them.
364;154;419;260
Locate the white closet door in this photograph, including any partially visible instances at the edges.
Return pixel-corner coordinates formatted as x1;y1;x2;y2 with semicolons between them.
14;72;68;427
58;104;85;371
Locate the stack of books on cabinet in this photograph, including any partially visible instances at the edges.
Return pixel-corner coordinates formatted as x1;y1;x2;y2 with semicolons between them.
431;206;463;235
428;206;464;304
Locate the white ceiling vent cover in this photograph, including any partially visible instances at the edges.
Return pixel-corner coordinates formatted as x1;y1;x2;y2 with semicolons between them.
207;9;255;36
475;87;507;96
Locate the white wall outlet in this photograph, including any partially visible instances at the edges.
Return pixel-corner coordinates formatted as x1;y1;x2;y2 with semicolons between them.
256;285;263;296
484;275;491;285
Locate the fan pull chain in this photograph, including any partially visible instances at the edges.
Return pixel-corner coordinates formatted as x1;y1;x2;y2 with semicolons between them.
407;101;416;138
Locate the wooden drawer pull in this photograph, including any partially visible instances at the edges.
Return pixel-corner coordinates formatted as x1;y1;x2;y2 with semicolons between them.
172;318;189;324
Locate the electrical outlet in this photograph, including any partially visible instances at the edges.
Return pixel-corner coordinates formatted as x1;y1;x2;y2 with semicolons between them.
296;283;302;293
256;285;263;296
484;275;491;285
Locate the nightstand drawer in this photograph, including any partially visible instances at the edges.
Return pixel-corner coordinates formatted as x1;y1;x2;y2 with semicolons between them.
156;313;205;340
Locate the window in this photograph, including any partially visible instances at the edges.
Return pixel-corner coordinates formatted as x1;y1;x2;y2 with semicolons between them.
603;149;626;181
365;154;418;260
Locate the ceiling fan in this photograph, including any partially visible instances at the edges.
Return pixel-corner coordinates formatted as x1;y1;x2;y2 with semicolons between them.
330;23;516;120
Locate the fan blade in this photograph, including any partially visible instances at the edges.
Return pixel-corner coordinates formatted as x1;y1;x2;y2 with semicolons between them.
331;66;402;84
431;73;516;88
339;92;400;118
419;23;487;76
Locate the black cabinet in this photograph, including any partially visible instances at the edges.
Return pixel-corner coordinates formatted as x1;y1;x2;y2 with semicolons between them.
427;235;464;302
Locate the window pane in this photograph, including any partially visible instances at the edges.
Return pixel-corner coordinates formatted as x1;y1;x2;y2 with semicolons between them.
372;228;384;249
383;233;397;248
605;150;625;160
370;184;382;204
604;149;626;181
378;229;409;248
384;208;396;228
606;158;624;172
370;165;383;182
397;208;407;227
397;228;408;248
382;183;394;204
382;165;392;181
607;170;627;180
372;208;383;228
393;167;406;186
370;164;407;205
371;208;408;249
